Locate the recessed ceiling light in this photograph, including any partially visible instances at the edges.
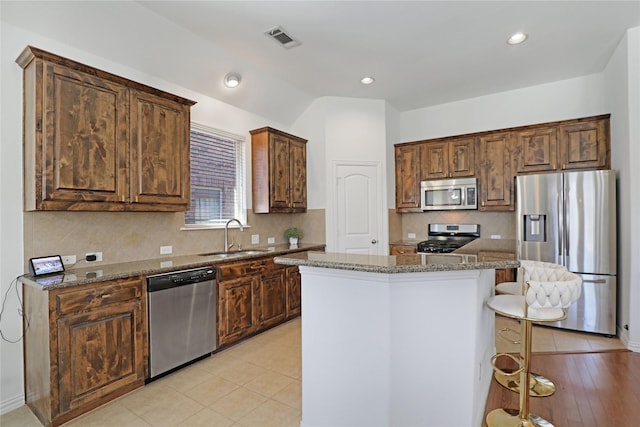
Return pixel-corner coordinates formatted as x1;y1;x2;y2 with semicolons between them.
224;72;241;88
507;32;528;45
360;76;375;85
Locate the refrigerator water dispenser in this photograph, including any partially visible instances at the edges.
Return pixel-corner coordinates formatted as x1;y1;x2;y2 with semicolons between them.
524;214;546;242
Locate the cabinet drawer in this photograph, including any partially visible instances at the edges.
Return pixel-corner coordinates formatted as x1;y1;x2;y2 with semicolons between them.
390;245;417;255
217;257;282;281
55;278;142;316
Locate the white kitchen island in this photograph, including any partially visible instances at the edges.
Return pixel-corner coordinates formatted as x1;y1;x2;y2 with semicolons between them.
275;250;519;427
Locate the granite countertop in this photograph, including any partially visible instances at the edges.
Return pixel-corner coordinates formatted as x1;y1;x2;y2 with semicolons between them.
274;238;519;274
20;243;326;290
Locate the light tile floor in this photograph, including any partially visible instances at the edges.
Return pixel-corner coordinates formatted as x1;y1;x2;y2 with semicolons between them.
2;316;626;427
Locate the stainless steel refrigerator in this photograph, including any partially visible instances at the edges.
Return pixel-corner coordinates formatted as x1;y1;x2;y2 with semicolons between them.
516;170;617;335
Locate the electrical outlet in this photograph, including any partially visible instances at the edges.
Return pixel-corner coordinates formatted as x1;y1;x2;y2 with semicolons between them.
61;255;76;266
251;234;260;244
408;233;416;239
160;245;173;255
490;234;502;239
267;237;275;244
85;252;103;262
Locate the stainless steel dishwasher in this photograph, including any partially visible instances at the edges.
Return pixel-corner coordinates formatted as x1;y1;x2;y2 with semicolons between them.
147;266;216;379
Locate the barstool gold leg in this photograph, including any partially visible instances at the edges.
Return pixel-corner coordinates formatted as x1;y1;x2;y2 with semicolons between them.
494;326;555;396
486;319;555;427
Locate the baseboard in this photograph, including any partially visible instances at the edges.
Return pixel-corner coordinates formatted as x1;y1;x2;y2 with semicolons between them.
618;325;640;352
0;394;25;416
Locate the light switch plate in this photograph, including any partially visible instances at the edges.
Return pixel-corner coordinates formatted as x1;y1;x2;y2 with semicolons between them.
408;233;416;239
490;235;501;239
251;234;260;244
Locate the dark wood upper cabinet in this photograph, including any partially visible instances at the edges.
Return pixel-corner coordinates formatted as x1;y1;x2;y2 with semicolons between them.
16;46;195;211
130;90;191;207
421;137;475;180
559;117;610;170
515;127;559;173
395;144;421;211
395;114;610;213
516;115;610;173
478;132;514;211
251;127;307;213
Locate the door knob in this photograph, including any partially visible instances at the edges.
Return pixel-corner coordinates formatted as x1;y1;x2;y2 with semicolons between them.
371;239;378;244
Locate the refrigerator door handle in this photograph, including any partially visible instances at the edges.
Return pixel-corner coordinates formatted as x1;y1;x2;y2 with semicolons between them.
581;278;607;284
557;192;563;258
564;188;570;258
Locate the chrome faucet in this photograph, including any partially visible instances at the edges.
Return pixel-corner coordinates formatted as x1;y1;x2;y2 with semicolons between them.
224;218;244;252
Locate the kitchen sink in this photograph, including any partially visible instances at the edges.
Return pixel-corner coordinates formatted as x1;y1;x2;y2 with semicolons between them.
199;249;268;258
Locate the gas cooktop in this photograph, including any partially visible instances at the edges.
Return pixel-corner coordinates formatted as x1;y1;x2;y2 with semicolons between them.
416;224;480;254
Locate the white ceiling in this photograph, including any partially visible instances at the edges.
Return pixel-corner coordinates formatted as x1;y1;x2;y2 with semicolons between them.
3;1;639;124
138;1;640;110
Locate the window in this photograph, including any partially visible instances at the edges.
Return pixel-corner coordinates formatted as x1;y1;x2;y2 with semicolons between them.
184;124;246;227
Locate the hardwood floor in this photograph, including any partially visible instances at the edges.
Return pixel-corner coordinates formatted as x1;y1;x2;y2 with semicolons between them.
483;350;640;427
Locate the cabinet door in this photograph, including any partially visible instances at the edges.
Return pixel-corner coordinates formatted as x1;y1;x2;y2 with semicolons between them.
516;127;559;173
495;268;516;285
478;133;514;211
420;142;449;179
130;90;190;209
285;266;302;318
257;269;287;329
289;138;307;212
448;138;476;177
269;133;292;210
56;299;144;414
41;62;129;208
218;275;259;346
559;118;609;170
395;145;421;210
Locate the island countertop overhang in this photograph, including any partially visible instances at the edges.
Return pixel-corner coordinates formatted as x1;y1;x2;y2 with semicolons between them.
274;238;519;274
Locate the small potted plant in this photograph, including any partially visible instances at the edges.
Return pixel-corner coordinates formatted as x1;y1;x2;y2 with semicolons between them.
284;227;303;247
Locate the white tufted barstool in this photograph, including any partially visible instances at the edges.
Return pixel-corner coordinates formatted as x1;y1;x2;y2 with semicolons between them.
494;261;570;397
495;260;567;295
486;268;582;427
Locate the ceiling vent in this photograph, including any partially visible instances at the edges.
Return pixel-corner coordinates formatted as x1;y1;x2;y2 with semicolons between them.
265;26;301;49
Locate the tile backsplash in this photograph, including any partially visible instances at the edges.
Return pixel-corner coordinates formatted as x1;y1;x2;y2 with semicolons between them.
393;210;516;241
23;209;326;269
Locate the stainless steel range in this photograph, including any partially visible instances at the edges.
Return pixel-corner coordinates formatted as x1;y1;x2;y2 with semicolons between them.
417;224;480;254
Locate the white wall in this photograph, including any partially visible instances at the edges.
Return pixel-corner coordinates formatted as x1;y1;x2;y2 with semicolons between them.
0;22;27;416
399;73;607;142
606;26;640;350
294;97;393;251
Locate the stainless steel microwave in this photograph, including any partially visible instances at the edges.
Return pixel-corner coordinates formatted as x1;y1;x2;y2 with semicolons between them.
420;177;478;211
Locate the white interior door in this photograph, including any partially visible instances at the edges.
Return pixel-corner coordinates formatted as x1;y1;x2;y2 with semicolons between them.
335;162;383;255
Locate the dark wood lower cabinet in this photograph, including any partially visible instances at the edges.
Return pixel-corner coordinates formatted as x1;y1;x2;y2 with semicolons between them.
23;277;146;427
258;269;287;329
495;268;516;284
285;266;302;318
217;274;260;346
217;255;304;348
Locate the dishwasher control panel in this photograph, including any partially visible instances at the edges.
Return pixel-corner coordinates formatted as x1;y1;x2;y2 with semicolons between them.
147;267;216;292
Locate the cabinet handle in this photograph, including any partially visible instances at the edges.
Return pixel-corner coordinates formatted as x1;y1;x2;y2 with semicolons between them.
101;293;112;299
